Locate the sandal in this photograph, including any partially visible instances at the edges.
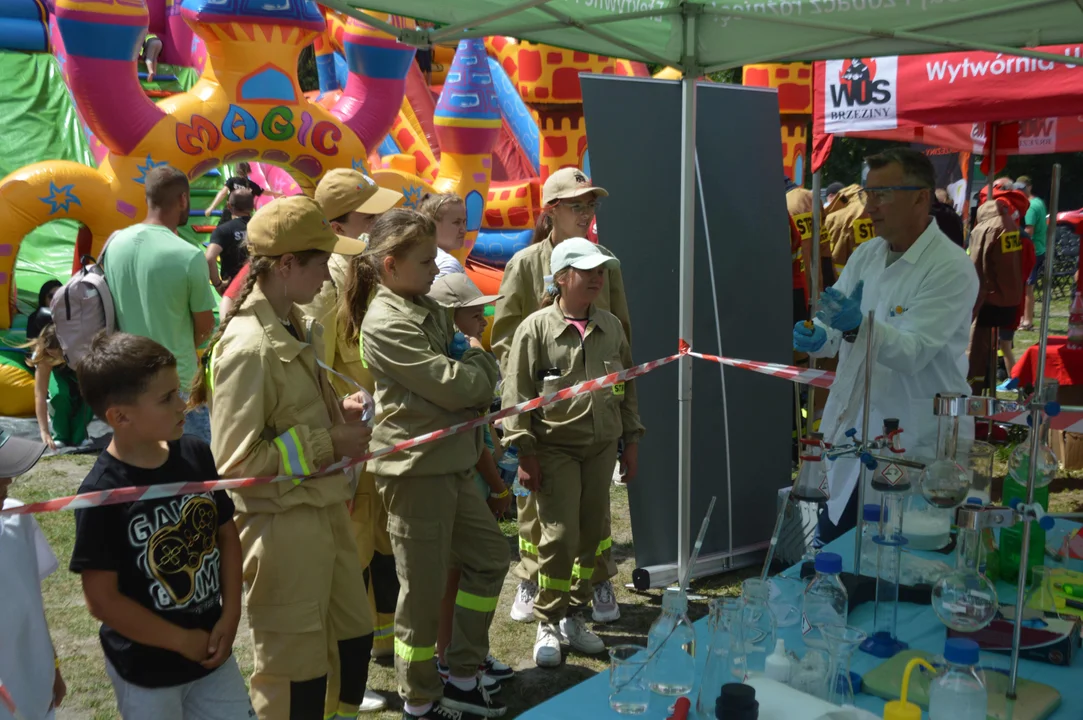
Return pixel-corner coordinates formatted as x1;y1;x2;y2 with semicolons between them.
1018;323;1035;331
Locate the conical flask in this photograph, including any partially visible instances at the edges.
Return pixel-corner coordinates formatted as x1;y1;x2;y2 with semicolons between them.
792;433;830;503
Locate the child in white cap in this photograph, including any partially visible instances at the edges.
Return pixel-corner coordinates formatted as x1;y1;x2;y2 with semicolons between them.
500;238;644;668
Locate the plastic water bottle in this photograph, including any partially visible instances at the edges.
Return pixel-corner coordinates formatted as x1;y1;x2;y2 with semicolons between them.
801;552;848;650
500;446;529;496
929;639;987;720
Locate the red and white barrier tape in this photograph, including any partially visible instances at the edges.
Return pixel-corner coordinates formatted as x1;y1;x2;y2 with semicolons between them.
1;347;691;516
683;344;837;389
990;409;1083;433
0;682;26;720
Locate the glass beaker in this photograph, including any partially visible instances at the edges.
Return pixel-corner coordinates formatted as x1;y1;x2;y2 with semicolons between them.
964;441;995;505
609;645;650;714
697;599;742;716
918;396;971;509
932;527;998;632
822;625;867;706
1025;566;1062;618
740;578;777;676
646;588;696;696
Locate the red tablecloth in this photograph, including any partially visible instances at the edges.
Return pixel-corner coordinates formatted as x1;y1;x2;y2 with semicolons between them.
1012;336;1083;386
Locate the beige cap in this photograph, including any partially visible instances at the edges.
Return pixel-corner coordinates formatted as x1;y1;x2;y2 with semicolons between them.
316;168;403;220
542;167;609;206
428;272;503;308
247;196;366;257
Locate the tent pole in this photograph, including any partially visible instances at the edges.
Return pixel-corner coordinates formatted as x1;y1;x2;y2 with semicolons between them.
986;123;997;199
676;4;700;585
1008;163;1062;698
805;171;823;441
809;172;822;316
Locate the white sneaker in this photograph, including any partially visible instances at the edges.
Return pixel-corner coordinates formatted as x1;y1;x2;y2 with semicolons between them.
592;580;621;623
360;689;387;712
558;615;606;655
534;623;562;667
510;580;537;622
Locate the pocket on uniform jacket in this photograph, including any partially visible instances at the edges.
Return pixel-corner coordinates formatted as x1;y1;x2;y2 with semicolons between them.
248;599;323;634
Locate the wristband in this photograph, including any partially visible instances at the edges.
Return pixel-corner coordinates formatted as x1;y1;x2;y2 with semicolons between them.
55;656;61;669
490;488;510;500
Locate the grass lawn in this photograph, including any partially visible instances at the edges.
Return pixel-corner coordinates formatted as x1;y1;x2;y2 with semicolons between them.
13;294;1083;718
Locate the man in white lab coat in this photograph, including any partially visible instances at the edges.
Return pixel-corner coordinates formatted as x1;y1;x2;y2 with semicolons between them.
794;148;980;543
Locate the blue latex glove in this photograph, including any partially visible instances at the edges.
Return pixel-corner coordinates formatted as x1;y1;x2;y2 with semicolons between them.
793;321;827;353
816;280;864;332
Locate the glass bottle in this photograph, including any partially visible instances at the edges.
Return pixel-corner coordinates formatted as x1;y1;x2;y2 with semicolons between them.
1002;416;1057;583
928;639;987;720
802;552;847;650
931;527;998;632
740;578;777;676
696;598;741;716
646;588;696;695
822;625;867;706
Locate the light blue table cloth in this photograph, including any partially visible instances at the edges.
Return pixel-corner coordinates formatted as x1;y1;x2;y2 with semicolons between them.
520;525;1083;719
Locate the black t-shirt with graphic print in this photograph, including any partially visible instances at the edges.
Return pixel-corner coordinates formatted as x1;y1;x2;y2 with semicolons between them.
69;436;235;688
209;216;250;283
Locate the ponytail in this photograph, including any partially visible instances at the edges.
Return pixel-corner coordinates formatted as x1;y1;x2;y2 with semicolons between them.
340;256;380;343
187;255;271;407
538;268;569;308
531;208;554;245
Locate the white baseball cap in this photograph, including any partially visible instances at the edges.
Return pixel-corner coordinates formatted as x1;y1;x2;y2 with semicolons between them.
550;237;620;276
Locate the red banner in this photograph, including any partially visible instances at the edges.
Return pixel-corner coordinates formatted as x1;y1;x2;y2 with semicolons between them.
814;45;1083;138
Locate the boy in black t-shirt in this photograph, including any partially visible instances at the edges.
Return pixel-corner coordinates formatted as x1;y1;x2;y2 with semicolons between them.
207;188;253;294
70;333;253;719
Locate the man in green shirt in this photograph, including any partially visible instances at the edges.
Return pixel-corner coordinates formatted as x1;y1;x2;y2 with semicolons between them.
1019;175;1049;330
104;166;218;441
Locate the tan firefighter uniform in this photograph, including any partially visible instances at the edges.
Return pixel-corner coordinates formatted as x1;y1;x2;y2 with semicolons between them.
303;168;405;662
502;299;644;622
208;197;372;720
967;200;1024;392
787;186;835;294
491;233;628;588
361;285;508;706
824;184;874;272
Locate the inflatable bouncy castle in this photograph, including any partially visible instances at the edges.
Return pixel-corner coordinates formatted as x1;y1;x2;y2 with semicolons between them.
0;0;676;412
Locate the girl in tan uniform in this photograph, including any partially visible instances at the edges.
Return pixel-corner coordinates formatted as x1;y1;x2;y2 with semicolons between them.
491;167;629;625
191;196;375;720
501;238;644;668
350;209;508;720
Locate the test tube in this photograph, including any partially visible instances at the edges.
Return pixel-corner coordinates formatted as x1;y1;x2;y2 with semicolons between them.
860;491;909;658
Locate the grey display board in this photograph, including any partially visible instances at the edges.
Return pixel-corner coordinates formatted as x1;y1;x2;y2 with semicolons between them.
581;75;794;570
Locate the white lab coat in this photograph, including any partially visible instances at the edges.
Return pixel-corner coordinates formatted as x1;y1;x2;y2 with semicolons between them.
811;218;979;523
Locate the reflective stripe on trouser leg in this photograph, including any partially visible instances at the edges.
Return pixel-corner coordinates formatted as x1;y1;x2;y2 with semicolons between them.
375;473;456;705
373;500;399;653
594;503;618;584
237;504;371;720
534;441;620;623
445;473;510;678
513;492;540;582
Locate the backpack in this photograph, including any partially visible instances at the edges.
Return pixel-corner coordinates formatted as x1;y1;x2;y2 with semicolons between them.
50;234;117;367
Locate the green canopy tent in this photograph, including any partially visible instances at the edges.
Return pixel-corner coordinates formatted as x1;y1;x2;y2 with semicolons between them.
320;0;1083;628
